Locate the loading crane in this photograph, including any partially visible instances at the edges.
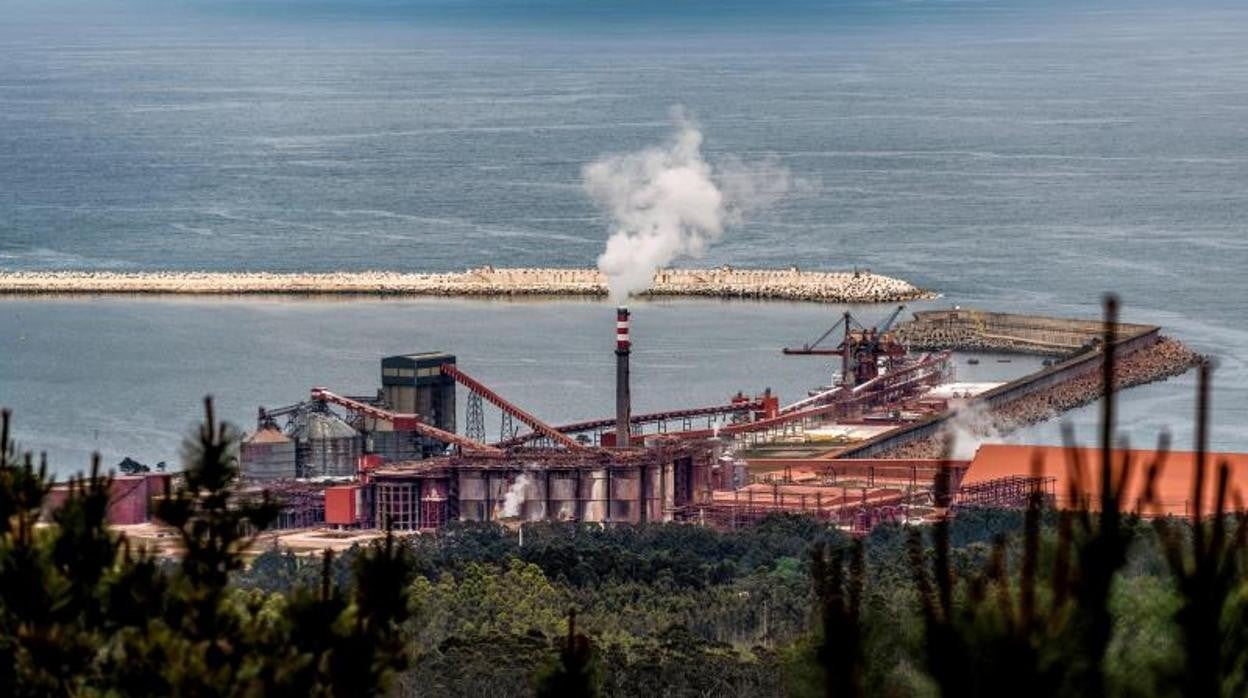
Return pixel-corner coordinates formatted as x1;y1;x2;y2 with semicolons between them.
783;305;909;386
782;312;863;356
257;403;307;430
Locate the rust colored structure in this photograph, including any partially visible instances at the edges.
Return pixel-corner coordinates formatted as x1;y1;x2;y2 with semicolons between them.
368;440;714;530
965;444;1248;518
325;485;365;526
43;473;171;526
675;457;970;534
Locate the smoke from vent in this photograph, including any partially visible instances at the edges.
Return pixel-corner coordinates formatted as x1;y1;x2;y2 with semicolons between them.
501;473;531;518
584;107;797;303
941;401;1002;461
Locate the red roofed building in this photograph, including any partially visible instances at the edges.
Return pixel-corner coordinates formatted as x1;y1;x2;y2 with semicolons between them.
42;473;172;526
966;444;1248;518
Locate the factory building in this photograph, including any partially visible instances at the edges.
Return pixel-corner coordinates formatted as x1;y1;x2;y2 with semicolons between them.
381;351;457;433
241;306;728;531
42;473;172;526
357;442;714;530
242;352;461;481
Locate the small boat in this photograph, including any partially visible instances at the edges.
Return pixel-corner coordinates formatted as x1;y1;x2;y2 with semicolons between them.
997;358;1012;363
966;358;980;365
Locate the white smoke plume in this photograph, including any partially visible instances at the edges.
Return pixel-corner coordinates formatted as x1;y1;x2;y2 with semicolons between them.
584;108;796;303
940;401;1003;461
501;473;532;519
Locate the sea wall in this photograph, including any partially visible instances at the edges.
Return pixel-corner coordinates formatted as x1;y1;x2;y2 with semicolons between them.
837;327;1202;459
0;266;934;304
893;309;1155;356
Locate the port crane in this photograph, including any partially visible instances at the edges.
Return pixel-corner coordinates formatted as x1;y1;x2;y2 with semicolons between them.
782;311;862;356
783;304;908;386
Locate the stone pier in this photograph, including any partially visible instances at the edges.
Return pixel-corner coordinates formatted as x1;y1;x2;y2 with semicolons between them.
0;266;935;304
893;309;1156;356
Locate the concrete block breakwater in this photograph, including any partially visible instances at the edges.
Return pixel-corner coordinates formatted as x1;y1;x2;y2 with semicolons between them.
835;308;1203;459
894;309;1157;356
870;337;1203;460
0;267;935;303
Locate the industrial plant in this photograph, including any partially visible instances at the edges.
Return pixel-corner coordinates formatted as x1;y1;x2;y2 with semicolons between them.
225;303;1200;538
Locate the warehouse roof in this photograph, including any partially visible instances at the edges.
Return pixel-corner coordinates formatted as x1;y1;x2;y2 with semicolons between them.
967;444;1248;517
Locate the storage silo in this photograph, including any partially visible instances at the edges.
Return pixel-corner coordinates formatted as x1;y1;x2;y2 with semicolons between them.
580;468;610;522
609;468;639;523
457;470;488;521
548;471;579;521
240;427;297;480
293;411;361;478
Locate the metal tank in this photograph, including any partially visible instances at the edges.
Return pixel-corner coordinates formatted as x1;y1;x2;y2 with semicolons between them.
240;427;297;480
457;470;488;521
609;467;640;523
580;468;610;522
639;462;670;523
547;471;579;521
292;410;362;478
514;471;547;521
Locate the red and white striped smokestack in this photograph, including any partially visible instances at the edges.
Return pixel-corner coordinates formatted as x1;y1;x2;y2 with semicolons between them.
616;306;631;351
615;306;631;448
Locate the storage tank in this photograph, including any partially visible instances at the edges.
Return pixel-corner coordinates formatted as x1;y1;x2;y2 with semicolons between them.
502;471;546;521
609;468;639;523
240;427;297;480
457;470;488;521
640;462;668;523
580;468;609;522
293;411;361;478
548;471;579;521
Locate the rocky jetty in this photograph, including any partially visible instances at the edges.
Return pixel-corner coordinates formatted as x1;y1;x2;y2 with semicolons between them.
890;309;1148;357
0;266;935;303
894;323;1079;357
881;337;1203;459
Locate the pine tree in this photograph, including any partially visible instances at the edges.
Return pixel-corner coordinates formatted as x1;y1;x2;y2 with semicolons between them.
0;399;416;695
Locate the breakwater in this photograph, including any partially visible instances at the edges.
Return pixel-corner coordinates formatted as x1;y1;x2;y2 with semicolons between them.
0;267;933;303
849;337;1202;460
836;309;1203;459
893;309;1156;356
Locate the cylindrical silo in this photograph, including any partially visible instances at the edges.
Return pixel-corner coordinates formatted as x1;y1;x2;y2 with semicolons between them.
240;427;297;480
294;411;362;478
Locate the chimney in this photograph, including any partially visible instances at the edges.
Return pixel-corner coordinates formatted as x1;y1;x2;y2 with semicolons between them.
615;306;631;448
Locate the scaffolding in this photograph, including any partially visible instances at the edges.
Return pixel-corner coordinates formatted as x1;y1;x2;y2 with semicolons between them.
465;392;486;443
676;482;933;534
953;475;1056;509
375;481;419;530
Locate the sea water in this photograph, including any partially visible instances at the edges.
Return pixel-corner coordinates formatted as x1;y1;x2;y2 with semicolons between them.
1;0;1245;472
